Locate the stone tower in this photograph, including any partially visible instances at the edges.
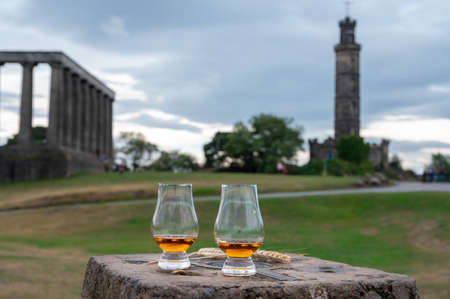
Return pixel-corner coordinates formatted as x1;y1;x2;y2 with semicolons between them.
334;17;361;139
309;16;389;169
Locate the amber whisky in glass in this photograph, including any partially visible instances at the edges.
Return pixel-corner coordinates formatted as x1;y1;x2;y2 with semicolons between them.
214;184;264;276
217;241;262;258
152;184;198;270
153;236;197;252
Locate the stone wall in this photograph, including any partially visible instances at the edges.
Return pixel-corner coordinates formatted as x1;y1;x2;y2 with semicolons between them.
308;137;390;169
309;137;337;161
0;144;103;182
369;139;390;170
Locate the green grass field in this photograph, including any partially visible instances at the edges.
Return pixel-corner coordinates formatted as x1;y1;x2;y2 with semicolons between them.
0;171;356;210
0;191;449;298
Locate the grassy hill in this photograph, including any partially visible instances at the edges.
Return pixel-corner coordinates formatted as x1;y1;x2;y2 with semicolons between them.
0;171;356;210
0;191;449;298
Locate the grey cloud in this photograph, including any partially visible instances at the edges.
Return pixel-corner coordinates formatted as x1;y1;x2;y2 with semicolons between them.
128;114;202;133
2;0;450;170
16;0;450;128
388;140;450;154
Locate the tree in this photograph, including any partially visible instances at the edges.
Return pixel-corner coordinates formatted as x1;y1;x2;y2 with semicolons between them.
429;153;450;182
224;122;258;171
117;132;158;170
151;151;200;172
431;153;450;170
389;154;402;170
203;132;230;168
203;114;304;173
337;136;370;164
250;114;304;172
7;126;47;145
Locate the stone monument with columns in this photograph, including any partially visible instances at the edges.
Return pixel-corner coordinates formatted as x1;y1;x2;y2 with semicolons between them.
0;51;115;182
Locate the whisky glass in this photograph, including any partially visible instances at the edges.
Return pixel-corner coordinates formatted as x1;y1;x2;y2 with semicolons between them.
152;184;198;270
214;184;264;276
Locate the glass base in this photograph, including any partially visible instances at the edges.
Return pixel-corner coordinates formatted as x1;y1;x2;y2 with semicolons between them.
221;256;256;276
158;251;190;270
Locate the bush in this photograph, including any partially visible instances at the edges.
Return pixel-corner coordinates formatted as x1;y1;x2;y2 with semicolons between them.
284;164;303;175
352;161;375;175
326;159;374;176
326;159;349;176
7;126;47;145
301;160;324;175
150;151;199;172
286;158;374;177
285;160;324;175
337;136;370;164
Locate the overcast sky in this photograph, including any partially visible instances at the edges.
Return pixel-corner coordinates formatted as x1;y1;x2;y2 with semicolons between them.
0;0;449;172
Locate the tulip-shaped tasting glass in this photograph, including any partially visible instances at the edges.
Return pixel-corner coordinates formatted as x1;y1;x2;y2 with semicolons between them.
214;184;264;276
151;184;198;270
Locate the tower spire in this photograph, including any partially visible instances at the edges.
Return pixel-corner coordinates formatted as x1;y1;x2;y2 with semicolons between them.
345;0;351;17
344;0;354;17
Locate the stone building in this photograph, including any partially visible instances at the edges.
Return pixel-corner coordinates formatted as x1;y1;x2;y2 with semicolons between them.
308;17;389;169
0;51;114;182
309;137;337;161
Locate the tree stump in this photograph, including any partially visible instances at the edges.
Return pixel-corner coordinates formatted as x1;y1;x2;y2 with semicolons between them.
82;253;419;298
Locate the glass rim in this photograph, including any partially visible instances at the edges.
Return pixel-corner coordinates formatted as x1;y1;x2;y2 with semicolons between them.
221;184;257;188
158;183;192;187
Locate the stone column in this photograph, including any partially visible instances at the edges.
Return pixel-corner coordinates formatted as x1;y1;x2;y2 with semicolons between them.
95;90;102;156
47;63;63;147
97;92;105;157
102;94;108;160
107;97;113;161
90;87;98;154
18;62;36;145
74;76;83;151
78;80;86;152
59;68;69;146
65;70;74;147
83;83;91;153
0;63;3;139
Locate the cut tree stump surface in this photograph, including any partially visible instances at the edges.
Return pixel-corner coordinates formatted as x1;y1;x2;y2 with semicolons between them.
82;253;419;298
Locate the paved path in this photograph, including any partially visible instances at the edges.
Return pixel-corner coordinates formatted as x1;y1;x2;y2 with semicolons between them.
189;182;450;201
256;181;450;199
2;182;449;215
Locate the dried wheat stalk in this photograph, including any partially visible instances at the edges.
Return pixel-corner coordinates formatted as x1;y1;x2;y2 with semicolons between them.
254;249;292;263
146;248;294;265
193;248;292;263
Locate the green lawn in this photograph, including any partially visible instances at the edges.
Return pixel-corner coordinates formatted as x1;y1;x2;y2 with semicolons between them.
0;191;449;298
0;171;356;210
